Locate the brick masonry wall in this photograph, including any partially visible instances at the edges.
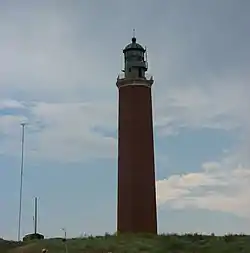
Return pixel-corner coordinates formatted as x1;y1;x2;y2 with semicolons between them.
117;85;157;234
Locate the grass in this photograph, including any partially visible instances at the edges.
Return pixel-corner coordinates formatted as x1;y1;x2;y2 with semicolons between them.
1;233;250;253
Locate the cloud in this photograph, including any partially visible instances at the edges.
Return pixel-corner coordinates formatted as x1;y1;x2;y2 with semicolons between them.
156;155;250;218
0;73;249;162
154;73;250;136
0;99;24;110
28;101;117;162
0;1;249;165
156;87;250;220
0;100;117;162
0;1;124;102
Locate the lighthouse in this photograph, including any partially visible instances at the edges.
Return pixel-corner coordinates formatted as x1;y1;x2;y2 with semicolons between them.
116;36;157;234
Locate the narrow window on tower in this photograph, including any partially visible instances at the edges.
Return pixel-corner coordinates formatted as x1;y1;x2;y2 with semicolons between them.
139;68;142;77
129;68;131;72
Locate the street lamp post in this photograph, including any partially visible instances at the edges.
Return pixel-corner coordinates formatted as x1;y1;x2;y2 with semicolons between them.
17;123;26;241
61;228;68;253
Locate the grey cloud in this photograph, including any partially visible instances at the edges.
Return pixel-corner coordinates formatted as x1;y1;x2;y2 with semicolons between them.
0;1;249;162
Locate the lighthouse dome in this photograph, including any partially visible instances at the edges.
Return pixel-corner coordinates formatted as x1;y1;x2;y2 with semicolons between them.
123;37;145;52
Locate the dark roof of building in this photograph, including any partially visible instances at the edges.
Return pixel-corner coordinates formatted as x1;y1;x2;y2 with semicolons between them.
123;37;145;52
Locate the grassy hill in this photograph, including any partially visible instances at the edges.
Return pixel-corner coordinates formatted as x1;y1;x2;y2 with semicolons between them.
1;233;250;253
0;238;22;253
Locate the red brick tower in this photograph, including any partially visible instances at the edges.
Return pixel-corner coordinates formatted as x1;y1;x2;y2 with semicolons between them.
116;37;157;234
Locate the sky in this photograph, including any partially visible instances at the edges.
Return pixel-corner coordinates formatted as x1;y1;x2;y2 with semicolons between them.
0;0;250;240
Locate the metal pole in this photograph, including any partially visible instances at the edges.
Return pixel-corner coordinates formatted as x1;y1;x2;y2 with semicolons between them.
61;228;68;253
18;123;26;241
34;197;38;234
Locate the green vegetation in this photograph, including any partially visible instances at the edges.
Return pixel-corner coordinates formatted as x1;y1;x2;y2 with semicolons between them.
23;233;44;242
1;233;250;253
